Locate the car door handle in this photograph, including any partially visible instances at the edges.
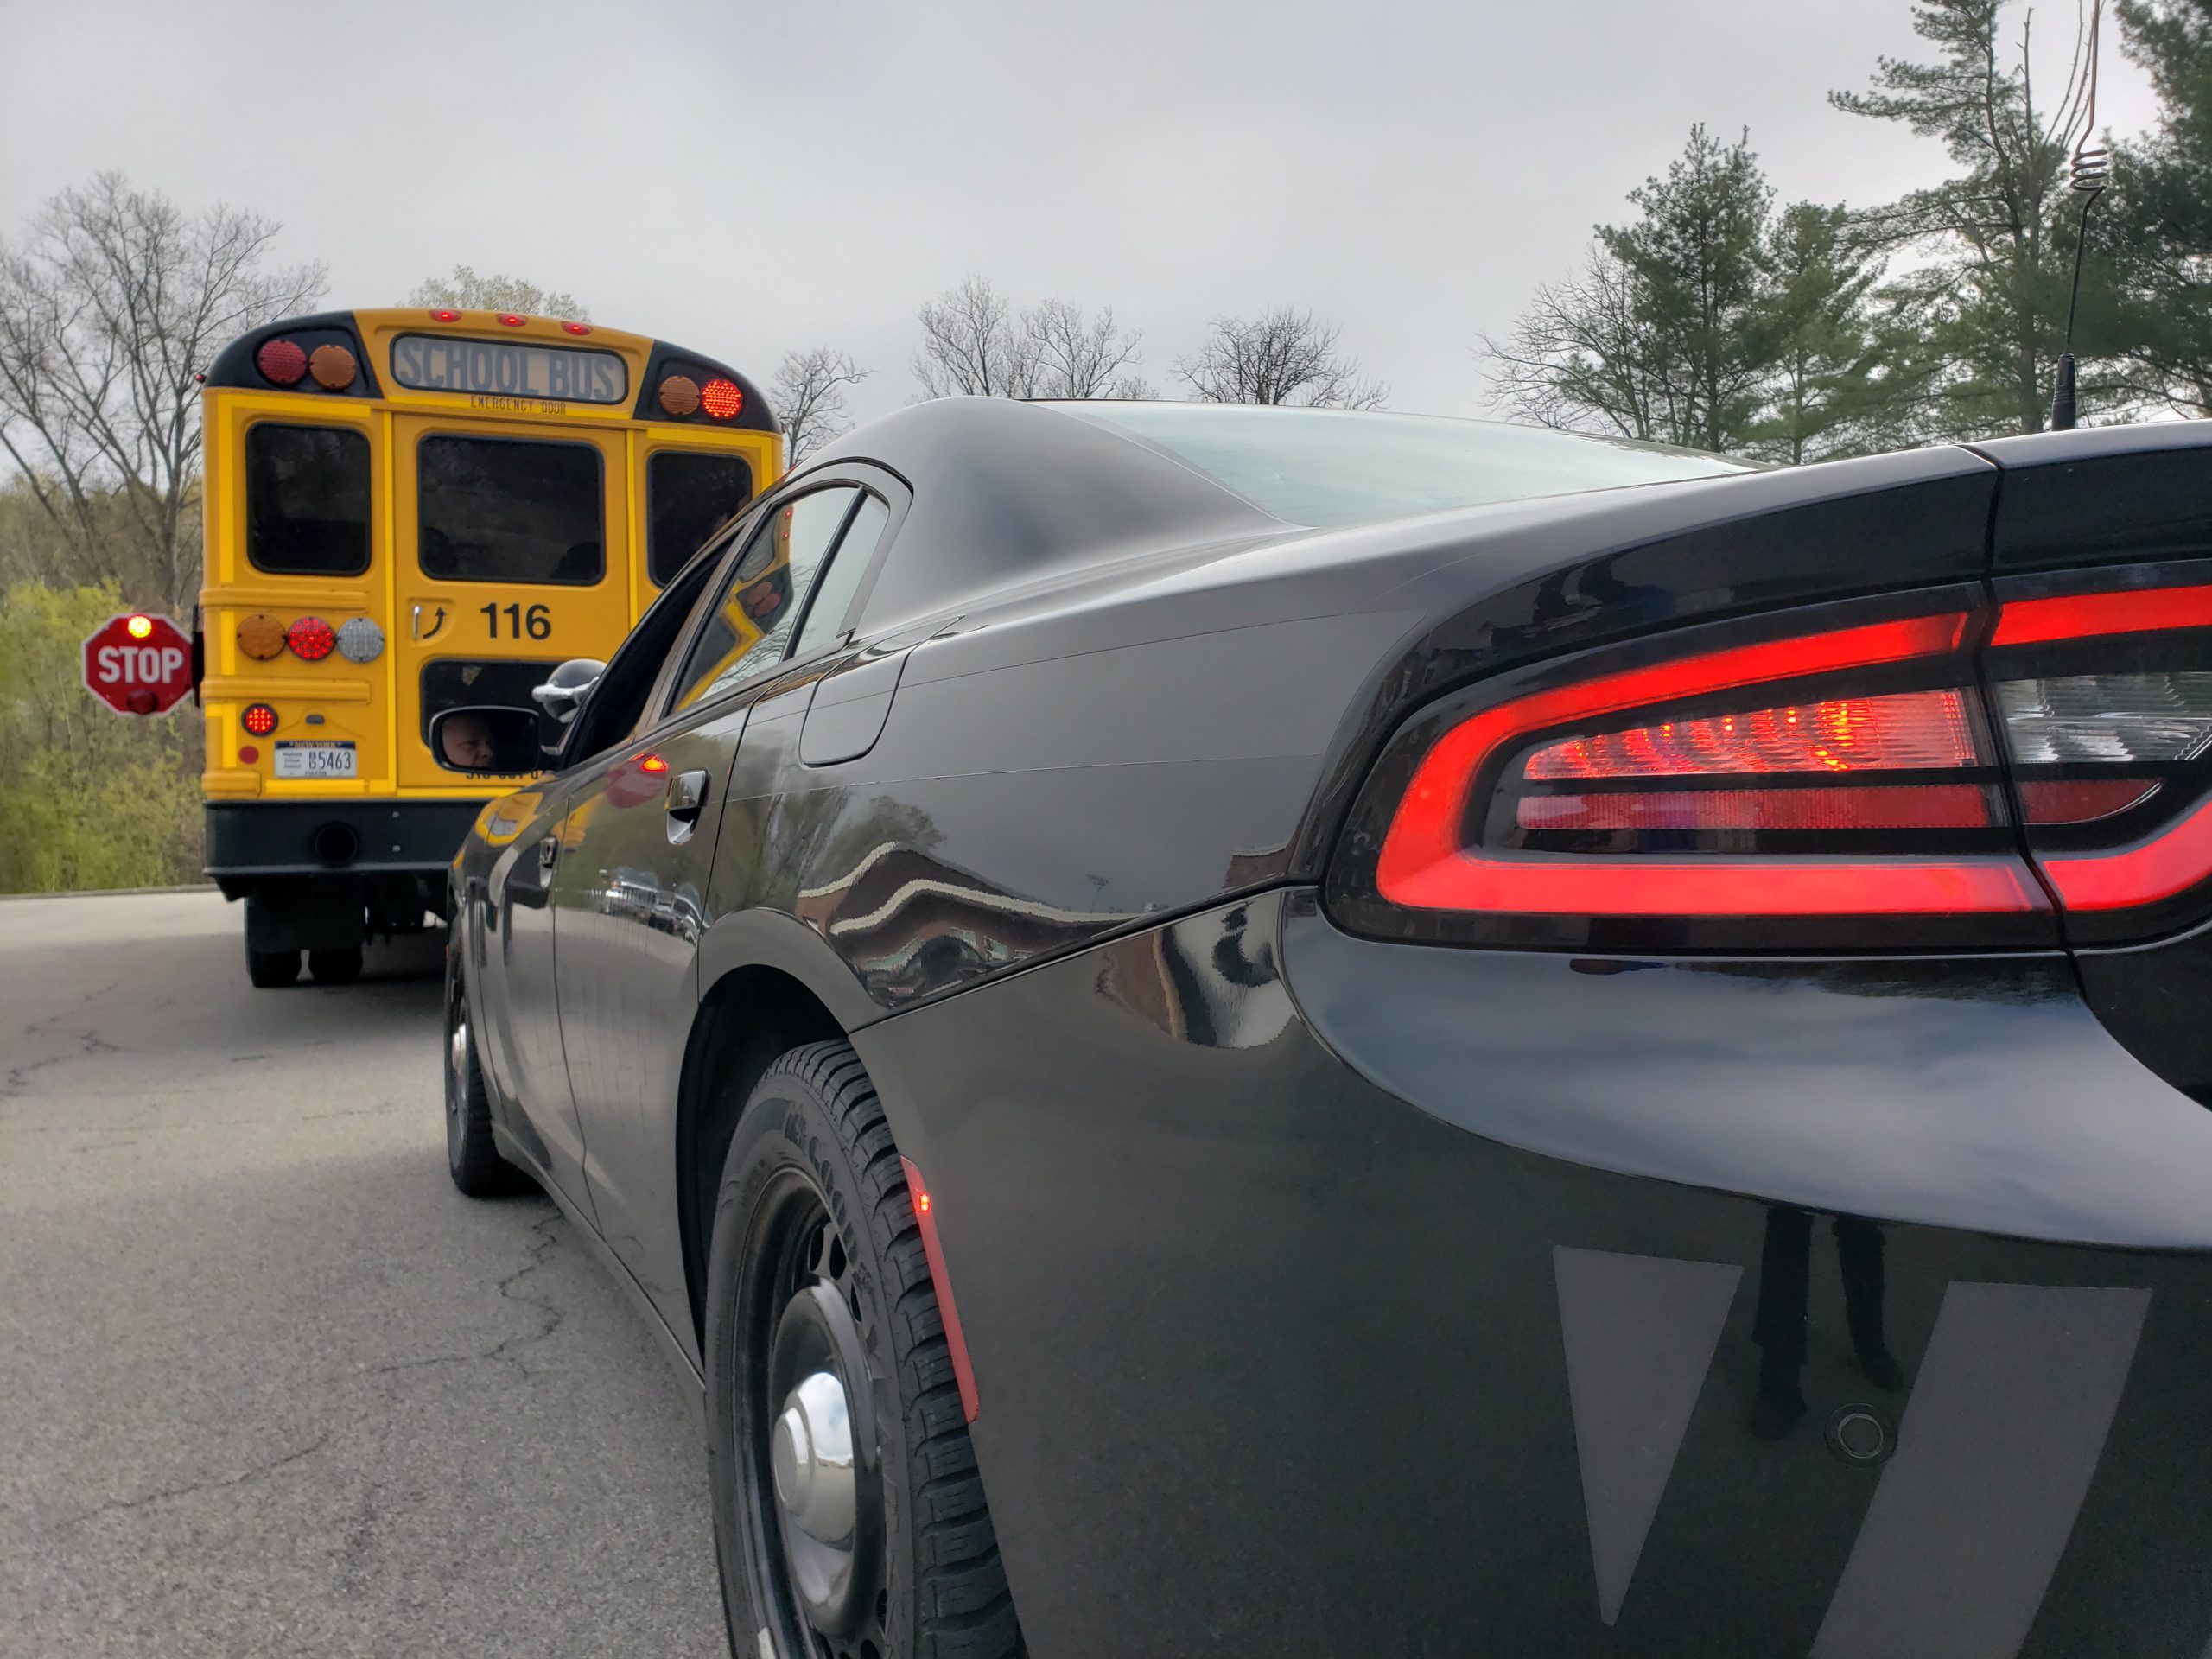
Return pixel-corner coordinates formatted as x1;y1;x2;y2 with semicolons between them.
666;769;709;818
537;834;559;871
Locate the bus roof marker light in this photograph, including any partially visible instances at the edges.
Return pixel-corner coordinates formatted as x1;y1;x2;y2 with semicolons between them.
497;314;527;328
308;344;358;391
658;375;702;417
563;321;591;336
257;339;307;385
701;378;744;419
428;308;461;322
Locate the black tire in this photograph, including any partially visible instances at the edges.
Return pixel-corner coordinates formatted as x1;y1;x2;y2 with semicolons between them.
443;948;532;1198
308;946;363;985
245;944;300;988
705;1041;1021;1659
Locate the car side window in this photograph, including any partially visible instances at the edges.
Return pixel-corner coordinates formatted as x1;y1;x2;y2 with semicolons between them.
791;493;890;660
664;486;861;714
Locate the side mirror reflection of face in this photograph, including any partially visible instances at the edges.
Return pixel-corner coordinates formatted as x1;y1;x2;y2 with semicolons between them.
432;705;543;776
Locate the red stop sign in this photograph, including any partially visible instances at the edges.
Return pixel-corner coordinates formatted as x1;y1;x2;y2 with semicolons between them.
84;613;194;715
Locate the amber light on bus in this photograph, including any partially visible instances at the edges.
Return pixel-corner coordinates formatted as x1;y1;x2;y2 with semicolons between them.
658;375;701;417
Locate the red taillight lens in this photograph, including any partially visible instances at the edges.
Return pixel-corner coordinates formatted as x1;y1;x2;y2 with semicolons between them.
1349;605;2050;946
257;339;307;385
286;616;335;660
242;702;277;736
700;378;743;419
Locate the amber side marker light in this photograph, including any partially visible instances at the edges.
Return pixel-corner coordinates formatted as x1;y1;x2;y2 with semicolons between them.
899;1156;979;1424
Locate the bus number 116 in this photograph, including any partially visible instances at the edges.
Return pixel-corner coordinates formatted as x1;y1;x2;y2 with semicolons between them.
482;602;551;640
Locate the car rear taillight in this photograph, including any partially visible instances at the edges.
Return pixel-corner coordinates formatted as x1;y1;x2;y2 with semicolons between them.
1334;595;2056;951
1988;577;2212;939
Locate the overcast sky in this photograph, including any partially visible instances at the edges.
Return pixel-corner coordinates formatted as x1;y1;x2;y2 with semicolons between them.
0;0;2160;429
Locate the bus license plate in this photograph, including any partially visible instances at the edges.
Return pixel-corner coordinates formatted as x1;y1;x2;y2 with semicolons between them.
273;741;357;779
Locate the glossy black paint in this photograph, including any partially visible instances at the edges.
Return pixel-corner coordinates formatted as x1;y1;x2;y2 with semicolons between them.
856;890;2212;1658
443;401;2212;1656
202;308;383;397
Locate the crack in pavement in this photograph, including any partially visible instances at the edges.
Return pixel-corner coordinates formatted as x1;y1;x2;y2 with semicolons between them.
44;1433;335;1533
343;1209;572;1388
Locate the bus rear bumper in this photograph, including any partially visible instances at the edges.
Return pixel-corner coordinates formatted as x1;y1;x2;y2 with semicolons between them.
204;798;487;881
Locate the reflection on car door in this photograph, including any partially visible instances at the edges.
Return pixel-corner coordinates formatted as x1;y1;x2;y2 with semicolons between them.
474;784;596;1214
546;483;876;1336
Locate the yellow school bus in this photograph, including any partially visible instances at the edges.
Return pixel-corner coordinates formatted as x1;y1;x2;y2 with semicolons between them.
198;306;780;986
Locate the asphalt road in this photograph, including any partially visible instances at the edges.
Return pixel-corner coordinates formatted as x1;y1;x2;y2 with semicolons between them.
0;890;728;1657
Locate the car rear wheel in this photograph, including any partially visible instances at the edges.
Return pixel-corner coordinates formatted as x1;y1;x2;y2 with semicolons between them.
705;1041;1021;1659
245;944;300;988
444;952;532;1198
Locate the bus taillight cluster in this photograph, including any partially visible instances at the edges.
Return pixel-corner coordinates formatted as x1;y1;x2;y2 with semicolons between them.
256;337;358;392
657;372;744;422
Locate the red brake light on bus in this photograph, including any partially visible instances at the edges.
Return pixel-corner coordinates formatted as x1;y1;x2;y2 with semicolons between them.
242;703;278;736
308;345;357;391
700;378;744;419
286;616;336;661
658;375;701;417
563;321;591;336
428;308;461;322
257;339;307;385
498;314;527;328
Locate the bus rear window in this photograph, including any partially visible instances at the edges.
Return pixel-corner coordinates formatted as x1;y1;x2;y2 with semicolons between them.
648;451;755;586
417;435;604;586
245;423;371;576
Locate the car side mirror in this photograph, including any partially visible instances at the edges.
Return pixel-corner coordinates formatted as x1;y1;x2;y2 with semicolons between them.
429;705;544;777
531;658;606;726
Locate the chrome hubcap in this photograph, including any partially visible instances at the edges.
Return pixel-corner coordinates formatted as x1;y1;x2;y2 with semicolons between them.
771;1370;856;1543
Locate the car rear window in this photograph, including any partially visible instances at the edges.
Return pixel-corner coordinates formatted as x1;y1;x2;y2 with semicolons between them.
647;451;755;587
245;423;372;575
417;435;604;585
1067;404;1756;530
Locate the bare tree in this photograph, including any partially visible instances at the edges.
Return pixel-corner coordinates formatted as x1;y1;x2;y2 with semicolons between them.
1483;248;1663;437
913;276;1039;398
912;277;1145;401
772;346;872;465
1175;307;1388;408
1024;297;1143;397
0;173;326;613
404;265;585;320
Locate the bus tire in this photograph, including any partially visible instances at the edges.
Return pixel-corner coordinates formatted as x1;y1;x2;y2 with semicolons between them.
308;946;363;985
246;945;300;988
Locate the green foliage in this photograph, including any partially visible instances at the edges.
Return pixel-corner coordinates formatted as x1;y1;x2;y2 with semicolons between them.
0;581;202;893
1599;126;1777;452
2107;0;2212;411
1830;0;2111;435
404;265;588;320
1487;130;1899;458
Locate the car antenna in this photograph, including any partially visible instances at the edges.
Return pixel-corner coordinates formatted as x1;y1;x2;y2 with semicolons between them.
2051;0;2110;432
